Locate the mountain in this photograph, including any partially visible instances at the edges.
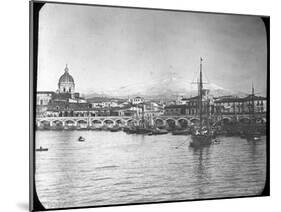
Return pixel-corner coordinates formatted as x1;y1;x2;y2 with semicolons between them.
85;74;246;100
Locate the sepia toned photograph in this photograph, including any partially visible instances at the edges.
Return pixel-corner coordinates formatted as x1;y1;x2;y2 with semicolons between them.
30;1;269;211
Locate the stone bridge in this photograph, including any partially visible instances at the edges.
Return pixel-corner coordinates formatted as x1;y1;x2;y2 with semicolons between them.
36;115;196;127
36;113;266;127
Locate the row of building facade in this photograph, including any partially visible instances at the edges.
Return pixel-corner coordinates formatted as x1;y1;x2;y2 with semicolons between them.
164;94;266;116
36;65;267;119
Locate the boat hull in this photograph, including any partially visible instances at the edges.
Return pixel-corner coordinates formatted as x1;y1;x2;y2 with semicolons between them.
36;148;48;152
172;129;190;135
190;135;212;147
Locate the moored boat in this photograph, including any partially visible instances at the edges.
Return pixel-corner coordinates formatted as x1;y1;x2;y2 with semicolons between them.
150;128;169;135
135;126;151;134
240;83;263;142
190;134;212;147
36;146;48;152
246;135;261;141
109;126;120;132
124;126;137;134
172;129;190;135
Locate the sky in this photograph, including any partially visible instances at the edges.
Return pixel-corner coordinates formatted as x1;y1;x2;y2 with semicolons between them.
37;3;267;96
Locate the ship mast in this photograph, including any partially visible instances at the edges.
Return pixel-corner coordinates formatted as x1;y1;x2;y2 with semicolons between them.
199;57;203;129
251;81;255;122
141;102;145;128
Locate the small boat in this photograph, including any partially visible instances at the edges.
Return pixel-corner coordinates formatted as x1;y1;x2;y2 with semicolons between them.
78;136;85;142
36;146;48;152
125;127;137;134
135;127;151;134
172;129;190;135
212;138;221;144
110;126;120;132
153;128;169;135
242;83;263;142
148;128;168;135
240;128;261;141
246;134;261;141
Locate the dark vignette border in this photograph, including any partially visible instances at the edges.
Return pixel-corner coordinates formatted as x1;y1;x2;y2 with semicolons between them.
29;1;270;211
30;1;46;211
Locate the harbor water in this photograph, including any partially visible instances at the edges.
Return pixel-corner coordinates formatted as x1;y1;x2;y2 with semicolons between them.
35;131;266;209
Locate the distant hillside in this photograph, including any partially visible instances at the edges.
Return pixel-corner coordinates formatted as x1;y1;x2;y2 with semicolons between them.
84;74;247;101
86;96;126;103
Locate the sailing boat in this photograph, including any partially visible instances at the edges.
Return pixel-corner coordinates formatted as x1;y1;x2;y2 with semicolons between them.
242;83;261;141
135;102;151;134
190;58;212;147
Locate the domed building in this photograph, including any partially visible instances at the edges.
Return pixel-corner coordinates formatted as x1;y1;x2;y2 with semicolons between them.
36;64;93;118
58;64;75;94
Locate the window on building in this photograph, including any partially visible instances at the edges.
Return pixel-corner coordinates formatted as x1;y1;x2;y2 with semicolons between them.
63;87;66;92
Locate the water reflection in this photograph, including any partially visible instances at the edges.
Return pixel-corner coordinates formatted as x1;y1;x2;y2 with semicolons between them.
190;146;211;198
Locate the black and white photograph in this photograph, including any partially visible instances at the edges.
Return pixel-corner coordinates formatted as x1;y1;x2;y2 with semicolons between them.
30;1;269;211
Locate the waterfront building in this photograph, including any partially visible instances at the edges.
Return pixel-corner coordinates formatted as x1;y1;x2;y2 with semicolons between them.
176;96;192;105
110;107;137;117
164;93;267;118
214;95;267;115
164;104;188;116
36;91;55;116
129;96;144;105
89;98;123;109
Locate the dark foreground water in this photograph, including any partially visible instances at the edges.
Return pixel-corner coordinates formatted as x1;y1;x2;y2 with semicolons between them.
35;131;266;209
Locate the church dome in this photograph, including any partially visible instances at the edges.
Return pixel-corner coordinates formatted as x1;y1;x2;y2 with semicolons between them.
58;65;74;84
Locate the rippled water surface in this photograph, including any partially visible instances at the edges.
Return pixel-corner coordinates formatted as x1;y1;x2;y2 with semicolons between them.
35;131;266;209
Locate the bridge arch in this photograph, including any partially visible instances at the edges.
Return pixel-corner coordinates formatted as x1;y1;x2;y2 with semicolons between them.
155;118;165;127
177;118;189;128
65;119;76;126
126;119;137;126
255;117;264;124
166;118;176;128
39;120;50;127
239;117;250;124
76;119;88;127
92;119;102;124
190;118;200;125
221;117;232;125
51;120;63;126
138;119;150;127
222;117;232;121
103;119;114;125
77;119;87;123
115;119;123;125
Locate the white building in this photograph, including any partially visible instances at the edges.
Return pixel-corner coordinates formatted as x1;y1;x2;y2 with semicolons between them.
36;91;53;106
129;96;144;105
